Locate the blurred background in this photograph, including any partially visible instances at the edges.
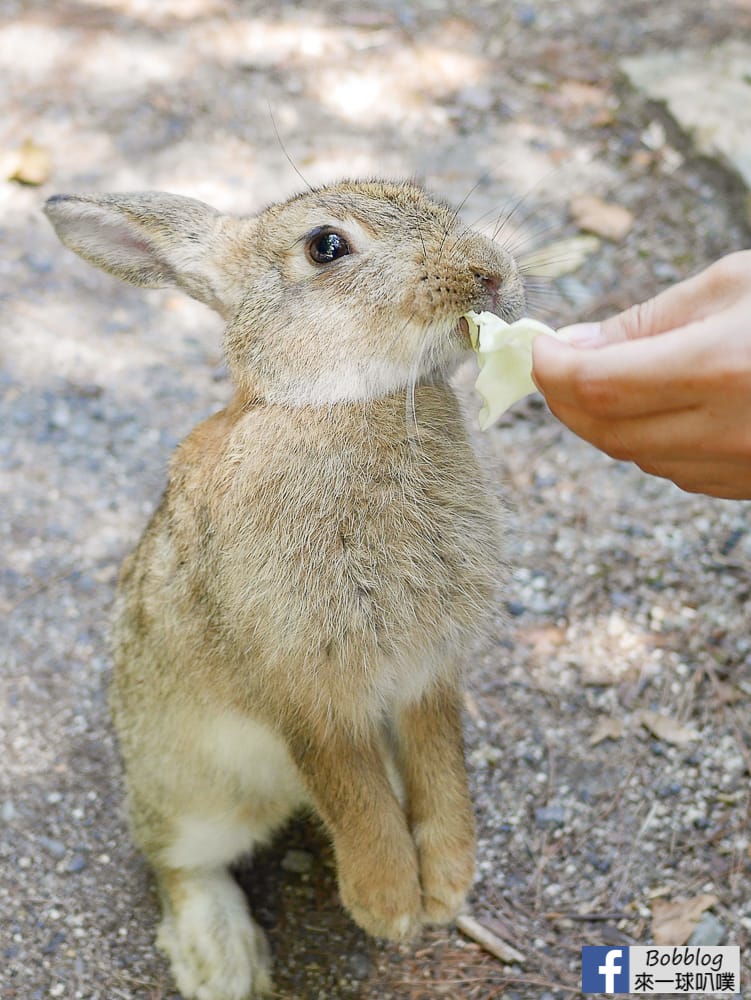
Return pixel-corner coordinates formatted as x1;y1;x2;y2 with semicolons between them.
2;1;750;998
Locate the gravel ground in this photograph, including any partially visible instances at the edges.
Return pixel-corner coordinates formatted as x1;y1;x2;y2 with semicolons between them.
2;2;750;999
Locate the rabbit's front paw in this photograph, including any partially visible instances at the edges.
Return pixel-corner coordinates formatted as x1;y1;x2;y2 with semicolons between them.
338;849;422;941
157;869;272;1000
417;821;476;925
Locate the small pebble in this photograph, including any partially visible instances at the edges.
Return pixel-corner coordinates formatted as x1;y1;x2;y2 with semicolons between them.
688;912;726;946
515;4;537;26
39;837;66;858
457;85;495;112
657;782;682;798
587;852;612;874
67;854;88;874
345;952;372;980
535;805;566;828
22;253;54;275
42;931;66;955
281;849;313;874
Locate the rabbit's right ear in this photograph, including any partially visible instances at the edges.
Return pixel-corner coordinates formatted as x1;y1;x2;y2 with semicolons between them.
44;192;248;317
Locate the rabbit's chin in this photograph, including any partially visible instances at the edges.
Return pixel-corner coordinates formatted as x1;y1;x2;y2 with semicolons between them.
260;348;468;408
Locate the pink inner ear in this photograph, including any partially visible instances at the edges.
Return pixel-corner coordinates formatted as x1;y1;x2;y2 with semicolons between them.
119;231;157;254
56;211;170;285
46;194;223;305
94;217;159;262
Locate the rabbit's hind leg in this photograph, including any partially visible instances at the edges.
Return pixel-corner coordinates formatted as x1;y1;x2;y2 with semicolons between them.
131;712;307;1000
155;861;272;1000
150;808;277;999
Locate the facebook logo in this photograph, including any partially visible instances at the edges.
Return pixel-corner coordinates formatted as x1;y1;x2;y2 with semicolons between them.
582;947;631;994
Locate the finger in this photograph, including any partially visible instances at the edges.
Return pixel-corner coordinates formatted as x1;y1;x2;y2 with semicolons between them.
545;399;751;466
559;250;751;347
557;286;692;348
631;458;751;500
596;272;717;344
543;394;751;498
532;320;719;419
555;321;603;346
535;295;749;419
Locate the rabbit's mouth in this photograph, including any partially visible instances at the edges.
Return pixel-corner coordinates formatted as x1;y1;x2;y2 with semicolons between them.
456;316;471;346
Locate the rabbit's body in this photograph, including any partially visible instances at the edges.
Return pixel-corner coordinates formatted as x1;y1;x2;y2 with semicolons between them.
45;180;523;1000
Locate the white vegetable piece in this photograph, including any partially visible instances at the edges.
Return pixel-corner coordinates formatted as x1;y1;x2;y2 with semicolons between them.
464;311;562;429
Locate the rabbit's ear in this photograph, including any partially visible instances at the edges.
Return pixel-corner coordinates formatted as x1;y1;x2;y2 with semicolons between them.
44;192;245;316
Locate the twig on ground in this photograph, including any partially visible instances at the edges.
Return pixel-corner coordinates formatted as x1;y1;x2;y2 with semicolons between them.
703;661;751;775
455;914;526;965
610;800;659;909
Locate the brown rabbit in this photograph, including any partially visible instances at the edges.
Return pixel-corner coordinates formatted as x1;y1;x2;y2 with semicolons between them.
44;179;524;1000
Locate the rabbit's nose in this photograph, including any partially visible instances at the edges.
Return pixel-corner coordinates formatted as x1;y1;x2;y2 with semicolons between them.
473;270;504;309
474;270;500;294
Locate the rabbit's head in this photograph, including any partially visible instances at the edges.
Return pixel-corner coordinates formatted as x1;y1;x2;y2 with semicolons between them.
45;180;524;405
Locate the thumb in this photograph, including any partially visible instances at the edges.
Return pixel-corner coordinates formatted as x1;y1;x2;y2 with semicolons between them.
557;297;665;348
598;295;668;343
557;263;723;348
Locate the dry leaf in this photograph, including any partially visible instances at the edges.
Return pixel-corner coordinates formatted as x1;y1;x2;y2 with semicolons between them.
591;106;616;127
518;235;600;278
557;80;610;109
638;709;698;747
7;138;52;186
569;194;634;242
589;716;625;746
651;894;718;945
713;680;743;705
522;625;567;658
579;657;639;686
544;81;614;125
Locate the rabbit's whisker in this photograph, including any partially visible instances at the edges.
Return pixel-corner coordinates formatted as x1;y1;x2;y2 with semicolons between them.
448;167;563;259
500;222;569;258
406;321;437;448
268;103;313;193
491;168;559;244
415;219;428;263
438;174;490;263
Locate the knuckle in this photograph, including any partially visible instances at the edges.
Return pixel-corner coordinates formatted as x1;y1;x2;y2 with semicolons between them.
636;459;702;494
590;426;634;461
610;298;659;342
671;476;704;496
701;250;751;296
628;299;653;339
602;437;633;462
636;459;668;479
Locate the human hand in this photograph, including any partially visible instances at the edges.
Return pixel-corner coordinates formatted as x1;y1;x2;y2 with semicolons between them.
531;251;751;499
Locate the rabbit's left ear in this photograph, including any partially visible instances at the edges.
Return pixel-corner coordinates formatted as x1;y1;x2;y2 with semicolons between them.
44;191;248;317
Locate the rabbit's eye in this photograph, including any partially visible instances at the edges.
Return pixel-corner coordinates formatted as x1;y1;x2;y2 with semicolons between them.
306;230;351;265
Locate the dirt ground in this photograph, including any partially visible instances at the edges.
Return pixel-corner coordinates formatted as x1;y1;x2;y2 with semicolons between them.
2;1;751;998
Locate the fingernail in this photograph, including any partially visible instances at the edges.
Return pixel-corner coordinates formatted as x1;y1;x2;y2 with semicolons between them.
556;322;603;346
